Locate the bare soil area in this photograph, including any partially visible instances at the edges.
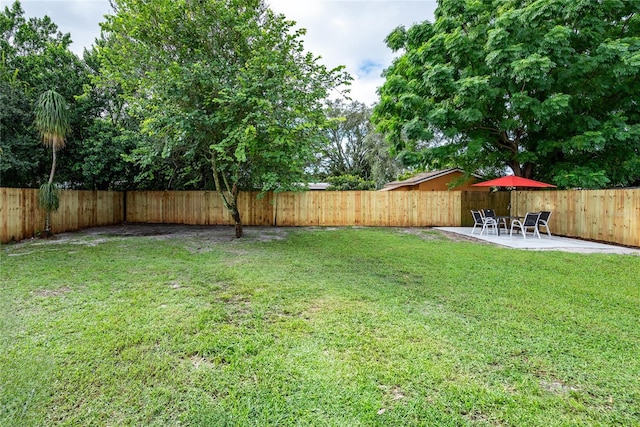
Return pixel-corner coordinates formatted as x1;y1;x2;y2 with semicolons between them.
3;225;488;256
44;223;486;245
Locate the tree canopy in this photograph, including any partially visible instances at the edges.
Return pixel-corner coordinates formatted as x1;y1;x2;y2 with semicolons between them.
35;89;70;183
316;100;403;188
0;0;78;187
100;0;350;236
374;0;640;188
0;0;138;190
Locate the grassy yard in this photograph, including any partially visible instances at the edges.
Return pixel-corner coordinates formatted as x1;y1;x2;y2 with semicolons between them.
1;227;639;426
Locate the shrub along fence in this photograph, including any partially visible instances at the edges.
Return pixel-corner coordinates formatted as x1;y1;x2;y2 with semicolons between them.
1;187;639;247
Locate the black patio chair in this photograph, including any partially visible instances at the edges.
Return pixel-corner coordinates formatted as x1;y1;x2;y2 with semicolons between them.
471;210;498;236
482;209;508;231
537;211;552;236
510;212;542;239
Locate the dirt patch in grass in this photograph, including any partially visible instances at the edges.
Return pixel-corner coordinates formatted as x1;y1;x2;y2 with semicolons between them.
31;287;72;297
540;379;580;395
61;223;292;243
397;227;490;244
5;224;294;251
8;224;485;250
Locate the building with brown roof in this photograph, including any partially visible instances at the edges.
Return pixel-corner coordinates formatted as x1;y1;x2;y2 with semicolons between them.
380;168;488;192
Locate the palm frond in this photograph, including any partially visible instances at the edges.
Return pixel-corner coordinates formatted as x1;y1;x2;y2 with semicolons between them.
34;90;71;150
38;182;60;213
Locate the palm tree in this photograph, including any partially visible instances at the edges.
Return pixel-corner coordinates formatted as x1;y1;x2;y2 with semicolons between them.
34;90;70;237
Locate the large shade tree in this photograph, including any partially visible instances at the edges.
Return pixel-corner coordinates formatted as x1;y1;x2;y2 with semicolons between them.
314;99;402;189
100;0;350;237
320;100;376;179
374;0;640;188
72;43;144;191
317;100;403;188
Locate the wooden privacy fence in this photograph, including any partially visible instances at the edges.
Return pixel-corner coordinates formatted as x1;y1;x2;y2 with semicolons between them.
125;190;462;227
0;188;124;243
511;189;640;248
2;187;640;247
460;191;511;226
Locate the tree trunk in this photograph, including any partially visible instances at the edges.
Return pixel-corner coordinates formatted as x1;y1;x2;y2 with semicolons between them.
522;162;534;179
231;208;243;238
230;182;243;238
49;149;57;184
43;149;56;238
209;156;243;238
44;212;52;238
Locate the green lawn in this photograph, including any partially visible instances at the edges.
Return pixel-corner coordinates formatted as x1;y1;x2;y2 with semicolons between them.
1;227;639;426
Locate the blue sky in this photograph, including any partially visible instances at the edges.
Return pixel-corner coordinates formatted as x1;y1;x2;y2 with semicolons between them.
17;0;437;105
357;60;386;78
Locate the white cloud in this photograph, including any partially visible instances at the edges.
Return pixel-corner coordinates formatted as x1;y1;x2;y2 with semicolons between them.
18;0;112;54
15;0;437;105
269;0;437;105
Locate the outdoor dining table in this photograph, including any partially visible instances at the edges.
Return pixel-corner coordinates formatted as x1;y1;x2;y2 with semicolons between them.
495;216;523;236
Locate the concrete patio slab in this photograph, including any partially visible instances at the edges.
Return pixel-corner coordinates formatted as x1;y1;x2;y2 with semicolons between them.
436;227;640;255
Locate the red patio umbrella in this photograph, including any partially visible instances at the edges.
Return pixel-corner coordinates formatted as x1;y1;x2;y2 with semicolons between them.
472;175;555;219
472;175;556;188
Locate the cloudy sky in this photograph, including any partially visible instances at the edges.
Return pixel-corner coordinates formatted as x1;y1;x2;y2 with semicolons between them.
17;0;437;106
